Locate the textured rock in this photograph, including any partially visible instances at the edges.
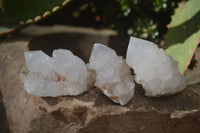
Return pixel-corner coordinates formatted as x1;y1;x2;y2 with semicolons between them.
24;49;95;97
126;37;187;97
0;25;200;133
89;43;135;105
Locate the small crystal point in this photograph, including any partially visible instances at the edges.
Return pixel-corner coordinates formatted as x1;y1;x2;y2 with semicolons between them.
89;43;135;105
24;51;54;76
126;37;187;97
52;49;89;84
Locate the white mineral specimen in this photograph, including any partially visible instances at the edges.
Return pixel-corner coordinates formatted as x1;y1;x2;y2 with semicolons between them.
89;43;135;105
24;49;95;97
126;37;187;97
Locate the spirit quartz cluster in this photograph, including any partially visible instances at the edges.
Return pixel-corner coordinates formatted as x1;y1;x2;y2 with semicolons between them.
89;43;135;105
24;36;187;105
24;49;95;97
126;37;187;97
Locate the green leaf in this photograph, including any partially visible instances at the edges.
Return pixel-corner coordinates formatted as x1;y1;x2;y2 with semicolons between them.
164;0;200;74
0;0;71;35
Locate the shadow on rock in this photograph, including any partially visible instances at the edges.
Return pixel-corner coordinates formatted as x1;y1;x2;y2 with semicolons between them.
28;32;129;62
0;91;10;133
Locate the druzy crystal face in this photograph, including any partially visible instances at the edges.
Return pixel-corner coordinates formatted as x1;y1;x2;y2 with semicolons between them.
126;37;187;97
89;43;135;105
24;49;95;97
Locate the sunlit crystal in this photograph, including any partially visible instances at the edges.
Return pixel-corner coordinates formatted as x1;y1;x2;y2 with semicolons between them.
89;43;135;105
126;37;187;97
24;49;95;97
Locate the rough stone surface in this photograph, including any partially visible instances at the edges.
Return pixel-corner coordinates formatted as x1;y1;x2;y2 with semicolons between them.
126;37;187;97
89;43;135;105
24;49;95;97
0;25;200;133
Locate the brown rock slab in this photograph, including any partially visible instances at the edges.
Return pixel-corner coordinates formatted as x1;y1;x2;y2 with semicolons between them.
0;25;200;133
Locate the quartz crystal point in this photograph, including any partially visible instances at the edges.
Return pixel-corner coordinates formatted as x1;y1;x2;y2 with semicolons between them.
24;49;95;97
89;43;135;105
126;37;187;97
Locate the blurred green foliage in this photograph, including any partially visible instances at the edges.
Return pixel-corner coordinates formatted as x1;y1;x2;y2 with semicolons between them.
0;0;70;36
0;0;183;41
41;0;183;42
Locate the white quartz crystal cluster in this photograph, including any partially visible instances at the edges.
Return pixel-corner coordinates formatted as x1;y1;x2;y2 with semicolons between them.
126;37;187;97
24;49;95;97
89;43;135;105
24;36;187;105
